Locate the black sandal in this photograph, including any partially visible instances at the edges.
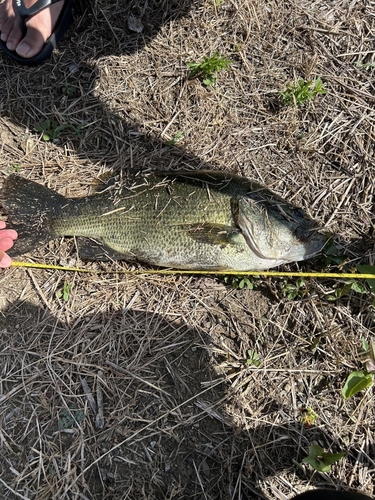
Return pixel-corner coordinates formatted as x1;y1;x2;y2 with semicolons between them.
0;0;74;66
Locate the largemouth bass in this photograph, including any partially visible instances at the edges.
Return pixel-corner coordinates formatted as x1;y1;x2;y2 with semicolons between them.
1;171;325;270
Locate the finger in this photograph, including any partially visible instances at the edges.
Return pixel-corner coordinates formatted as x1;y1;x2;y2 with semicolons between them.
0;250;12;269
0;229;18;240
0;237;15;252
0;221;6;229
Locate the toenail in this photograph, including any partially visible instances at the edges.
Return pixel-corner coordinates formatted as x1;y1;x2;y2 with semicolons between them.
16;42;31;56
6;41;14;50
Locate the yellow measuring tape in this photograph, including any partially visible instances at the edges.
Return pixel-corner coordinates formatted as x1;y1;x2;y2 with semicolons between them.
10;261;375;279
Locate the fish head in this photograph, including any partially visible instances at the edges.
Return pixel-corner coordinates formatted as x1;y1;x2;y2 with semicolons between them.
237;195;325;265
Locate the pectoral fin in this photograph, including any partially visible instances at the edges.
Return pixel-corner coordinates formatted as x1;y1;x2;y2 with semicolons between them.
183;223;241;246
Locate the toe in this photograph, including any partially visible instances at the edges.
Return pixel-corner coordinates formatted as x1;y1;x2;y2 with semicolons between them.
0;0;13;30
0;14;17;43
15;26;46;58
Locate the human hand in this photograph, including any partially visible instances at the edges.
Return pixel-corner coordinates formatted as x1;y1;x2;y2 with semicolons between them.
0;221;18;268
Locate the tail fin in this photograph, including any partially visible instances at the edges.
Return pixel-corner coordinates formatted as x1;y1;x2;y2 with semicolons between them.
1;175;67;256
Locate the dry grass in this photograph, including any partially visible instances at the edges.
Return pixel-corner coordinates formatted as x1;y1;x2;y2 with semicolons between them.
0;0;375;498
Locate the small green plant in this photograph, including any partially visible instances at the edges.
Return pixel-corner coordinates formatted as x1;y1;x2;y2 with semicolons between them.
282;278;307;300
355;61;375;69
11;163;22;172
300;407;319;427
280;77;325;106
327;280;367;301
187;52;231;86
56;281;74;302
357;265;375;306
62;82;77;96
302;444;344;472
166;131;184;146
35;119;70;141
322;243;374;302
58;408;85;430
342;371;374;399
247;349;261;367
34;119;87;141
223;275;254;290
342;337;375;399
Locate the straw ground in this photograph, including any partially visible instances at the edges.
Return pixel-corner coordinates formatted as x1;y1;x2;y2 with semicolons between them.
0;0;374;498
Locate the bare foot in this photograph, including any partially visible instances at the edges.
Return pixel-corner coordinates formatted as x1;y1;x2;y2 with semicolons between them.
0;0;64;59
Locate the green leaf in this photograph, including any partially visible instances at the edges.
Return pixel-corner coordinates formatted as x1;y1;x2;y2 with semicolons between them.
247;350;260;367
56;281;73;302
53;124;70;137
300;407;319;427
342;371;374;399
302;444;344;472
187;52;231;84
357;265;375;294
328;279;367;301
362;338;369;351
350;281;367;294
203;77;215;86
280;78;325;106
58;408;85;430
309;336;321;354
336;282;354;298
166;131;184;146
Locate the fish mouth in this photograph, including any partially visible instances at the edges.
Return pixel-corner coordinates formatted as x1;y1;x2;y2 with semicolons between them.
300;233;326;259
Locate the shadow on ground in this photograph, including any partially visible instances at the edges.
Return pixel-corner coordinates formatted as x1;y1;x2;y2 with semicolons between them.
0;297;364;500
0;0;208;168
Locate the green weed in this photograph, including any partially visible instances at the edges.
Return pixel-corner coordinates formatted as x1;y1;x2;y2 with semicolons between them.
187;52;231;86
58;407;85;430
342;371;374;399
322;242;374;302
280;77;325;106
166;131;184;146
300;407;319;428
355;61;375;69
326;280;367;301
247;349;261;367
56;281;74;302
357;265;375;306
302;444;344;472
62;82;78;96
34;119;87;141
223;275;255;290
342;337;375;399
282;278;307;300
